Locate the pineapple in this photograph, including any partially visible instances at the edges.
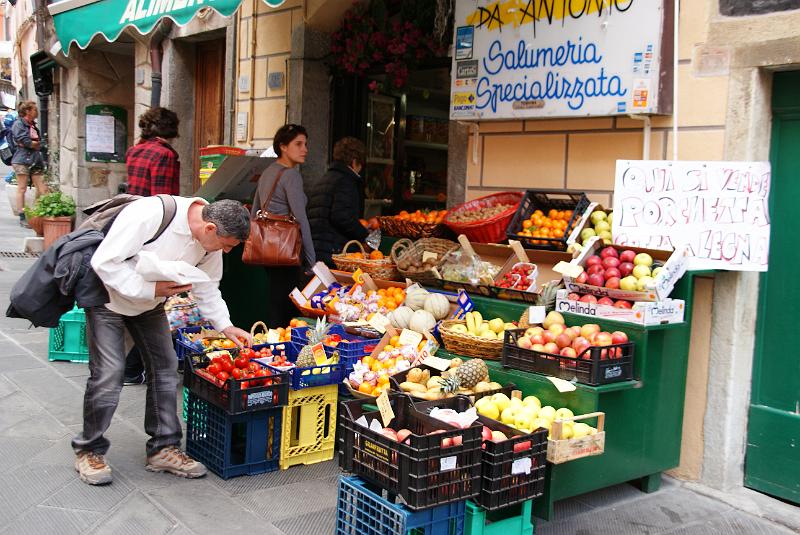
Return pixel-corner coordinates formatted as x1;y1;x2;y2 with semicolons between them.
455;358;488;389
439;375;461;398
297;317;330;368
534;282;560;312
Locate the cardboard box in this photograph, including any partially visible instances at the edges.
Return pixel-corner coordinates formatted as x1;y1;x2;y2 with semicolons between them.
562;237;689;302
555;290;685;326
566;202;612;245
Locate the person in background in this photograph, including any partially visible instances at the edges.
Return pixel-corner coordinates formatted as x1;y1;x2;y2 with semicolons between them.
305;137;369;268
74;197;253;486
11;101;48;227
251;124;315;327
122;107;182;386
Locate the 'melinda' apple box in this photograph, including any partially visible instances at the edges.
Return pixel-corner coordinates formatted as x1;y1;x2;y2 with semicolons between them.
555;290;685;326
562;237;689;302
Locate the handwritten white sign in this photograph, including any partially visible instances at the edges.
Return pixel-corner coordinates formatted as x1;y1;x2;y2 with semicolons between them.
85;114;115;154
450;0;667;120
613;160;771;272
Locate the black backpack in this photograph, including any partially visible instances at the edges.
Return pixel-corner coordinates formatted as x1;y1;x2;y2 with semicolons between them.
0;126;15;165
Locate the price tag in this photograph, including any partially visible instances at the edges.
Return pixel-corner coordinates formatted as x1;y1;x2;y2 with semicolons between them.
422;251;438;263
511;457;532;475
368;312;390;334
547;376;577;392
527;306;546;325
553;261;585;278
312;343;327;365
376;389;395;427
422;355;452;372
440;455;457;472
398;329;423;348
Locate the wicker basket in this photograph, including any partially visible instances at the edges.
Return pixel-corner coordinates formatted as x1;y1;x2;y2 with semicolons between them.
377;216;450;239
331;240;399;281
390;238;458;286
438;319;504;361
443;192;523;243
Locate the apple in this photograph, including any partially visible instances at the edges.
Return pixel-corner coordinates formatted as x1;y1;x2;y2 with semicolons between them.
587;264;605;276
632;264;652;279
481;426;493;442
555;333;573;348
531;418;551;432
529;334;545;345
560;347;577;358
522;395;541;410
576;271;589;284
580;228;597;241
531;343;545;352
567;326;582;339
548;323;566;336
594;220;611;234
572;337;591;355
580;324;601;338
598;231;613;242
611;331;629;344
614;300;633;309
538;406;557;422
620;276;638;291
652;266;664;278
543;342;559;354
579;294;598;304
636;276;655;291
604;267;621;279
602;256;620;269
619;250;636;263
517;337;533;350
491;431;508;442
619;262;634;277
567;292;581;301
597;296;615;306
572;423;592;439
525;327;544;337
542;331;556;343
543;311;565;329
634;252;653;267
600;246;619;259
500;407;517;425
514;413;534;432
594;332;613;346
492;393;511;412
585;255;602;267
554;407;574;421
587;273;605;287
590;211;607;225
605;277;621;289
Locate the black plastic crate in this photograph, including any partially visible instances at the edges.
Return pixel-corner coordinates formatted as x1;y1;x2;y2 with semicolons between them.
185;391;281;479
502;329;634;385
338;394;482;510
184;351;290;415
409;395;547;511
506;190;590;251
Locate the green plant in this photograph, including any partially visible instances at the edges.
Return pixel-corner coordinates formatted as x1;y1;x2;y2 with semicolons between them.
31;192;75;218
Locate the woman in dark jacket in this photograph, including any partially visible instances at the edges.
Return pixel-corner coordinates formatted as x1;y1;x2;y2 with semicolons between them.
12;101;48;226
305;137;369;267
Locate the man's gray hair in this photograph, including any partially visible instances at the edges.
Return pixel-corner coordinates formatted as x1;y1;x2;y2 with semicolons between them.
202;200;250;241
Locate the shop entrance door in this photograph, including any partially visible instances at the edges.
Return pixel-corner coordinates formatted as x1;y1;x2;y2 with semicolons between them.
193;38;226;191
745;70;800;505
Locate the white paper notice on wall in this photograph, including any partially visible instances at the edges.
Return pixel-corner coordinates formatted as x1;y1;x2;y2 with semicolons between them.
613;160;771;272
85;114;115;154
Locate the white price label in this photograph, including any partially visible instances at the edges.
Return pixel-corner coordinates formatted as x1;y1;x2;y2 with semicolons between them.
511;457;532;475
527;306;546;325
440;455;457;472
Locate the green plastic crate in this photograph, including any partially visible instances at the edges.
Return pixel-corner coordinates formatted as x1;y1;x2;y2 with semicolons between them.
48;306;89;363
464;500;533;535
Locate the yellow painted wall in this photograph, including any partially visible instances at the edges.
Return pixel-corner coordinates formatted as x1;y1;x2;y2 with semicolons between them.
234;0;304;150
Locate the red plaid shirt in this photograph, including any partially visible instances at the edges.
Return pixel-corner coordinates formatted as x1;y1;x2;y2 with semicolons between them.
125;138;180;196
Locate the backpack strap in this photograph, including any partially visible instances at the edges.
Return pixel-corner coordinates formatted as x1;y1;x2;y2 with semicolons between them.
144;194;178;245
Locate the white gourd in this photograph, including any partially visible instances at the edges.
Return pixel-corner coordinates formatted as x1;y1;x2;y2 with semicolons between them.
404;285;429;311
390;306;414;329
423;293;450;320
409;310;436;333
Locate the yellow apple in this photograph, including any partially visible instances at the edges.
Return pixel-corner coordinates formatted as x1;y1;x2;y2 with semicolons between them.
514;412;533;432
572;422;592;439
538;406;556;422
543;311;565;329
554;408;574;422
501;407;518;425
491;393;510;413
477;400;500;420
522;395;542;412
451;324;468;334
488;318;505;334
531;418;551;432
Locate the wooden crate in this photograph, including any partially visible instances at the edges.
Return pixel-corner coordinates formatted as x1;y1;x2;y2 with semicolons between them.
546;412;606;464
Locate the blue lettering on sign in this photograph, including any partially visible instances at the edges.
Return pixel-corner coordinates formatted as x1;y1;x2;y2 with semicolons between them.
476;38;628;112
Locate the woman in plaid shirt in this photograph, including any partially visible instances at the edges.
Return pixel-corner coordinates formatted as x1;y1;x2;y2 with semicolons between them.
125;108;181;196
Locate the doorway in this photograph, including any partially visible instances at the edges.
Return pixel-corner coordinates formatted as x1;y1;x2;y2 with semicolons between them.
744;70;800;505
193;38;226;191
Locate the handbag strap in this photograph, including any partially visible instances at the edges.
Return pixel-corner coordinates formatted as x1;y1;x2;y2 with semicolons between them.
260;167;289;215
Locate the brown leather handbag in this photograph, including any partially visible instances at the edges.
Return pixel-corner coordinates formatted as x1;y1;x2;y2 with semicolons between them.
242;168;302;266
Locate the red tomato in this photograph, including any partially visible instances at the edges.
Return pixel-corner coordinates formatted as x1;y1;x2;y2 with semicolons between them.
231;368;244;380
234;356;249;369
216;371;230;382
248;362;260;372
219;359;233;373
240;348;255;359
206;363;221;375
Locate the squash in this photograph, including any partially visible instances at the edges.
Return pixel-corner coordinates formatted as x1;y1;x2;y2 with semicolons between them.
423;293;450;320
404;284;429;311
389;306;414;330
409;309;437;334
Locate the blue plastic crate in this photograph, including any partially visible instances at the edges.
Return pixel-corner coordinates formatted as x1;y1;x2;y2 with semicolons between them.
174;325;213;363
291;324;377;360
336;476;466;535
268;355;343;390
48;306;89;363
185;391;282;479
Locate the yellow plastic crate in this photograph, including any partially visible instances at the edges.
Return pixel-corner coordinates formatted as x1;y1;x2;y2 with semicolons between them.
280;384;337;470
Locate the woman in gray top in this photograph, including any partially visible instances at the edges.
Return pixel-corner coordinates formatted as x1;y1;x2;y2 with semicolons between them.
251;124;316;326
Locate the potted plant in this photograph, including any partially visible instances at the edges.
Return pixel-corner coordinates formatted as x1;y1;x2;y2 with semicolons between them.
23;205;44;237
34;192;76;249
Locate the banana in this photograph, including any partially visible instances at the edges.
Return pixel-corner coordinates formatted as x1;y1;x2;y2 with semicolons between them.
466;312;476;334
473;311;483;326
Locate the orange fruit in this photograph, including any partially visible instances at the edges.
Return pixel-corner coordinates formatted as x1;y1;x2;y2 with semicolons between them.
522;220;533;229
358;382;373;394
378;374;390;386
371;361;382;372
390;335;401;346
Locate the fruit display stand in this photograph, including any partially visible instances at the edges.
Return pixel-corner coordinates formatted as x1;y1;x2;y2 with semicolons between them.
427;273;699;521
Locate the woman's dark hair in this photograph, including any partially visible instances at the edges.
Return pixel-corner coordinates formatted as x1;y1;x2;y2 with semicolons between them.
332;137;366;167
273;124;308;157
139;107;179;140
18;101;37;118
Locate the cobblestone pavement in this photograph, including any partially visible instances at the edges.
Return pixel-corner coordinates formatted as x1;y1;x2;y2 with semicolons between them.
0;182;796;535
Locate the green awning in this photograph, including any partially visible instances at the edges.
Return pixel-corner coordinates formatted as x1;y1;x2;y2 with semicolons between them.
49;0;286;55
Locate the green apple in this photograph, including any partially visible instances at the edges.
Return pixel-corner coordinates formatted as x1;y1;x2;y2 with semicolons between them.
514;412;533;432
652;266;663;278
554;407;574;421
590;211;607;225
636;276;655;291
522;395;542;412
488;318;505;333
509;397;524;410
634;253;653;267
531;418;551;432
607;212;613;224
477;400;500;420
538;405;556;422
580;228;597;241
594;220;611;234
558;421;574;440
620;276;638;291
572;422;592;439
501;407;518;425
632;264;652;279
598;230;612;241
603;239;613;245
492;393;510;413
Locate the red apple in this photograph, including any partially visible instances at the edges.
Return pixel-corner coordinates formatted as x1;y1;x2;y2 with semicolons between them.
602;256;620;269
580;324;601;338
604;267;621;280
579;294;598;304
586;255;602;267
548;323;566;335
611;331;629;344
560;347;577;358
530;334;545;346
619;250;636;263
567;292;581;301
543;342;559;354
567;326;582;339
600;246;619;259
482;426;493;442
555;333;573;349
605;277;621;289
542;331;556;343
587;273;605;287
532;343;546;352
587;264;605;276
597;297;615;306
594;332;613;346
619;262;634;277
576;272;589;284
613;300;633;309
572;336;591;354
